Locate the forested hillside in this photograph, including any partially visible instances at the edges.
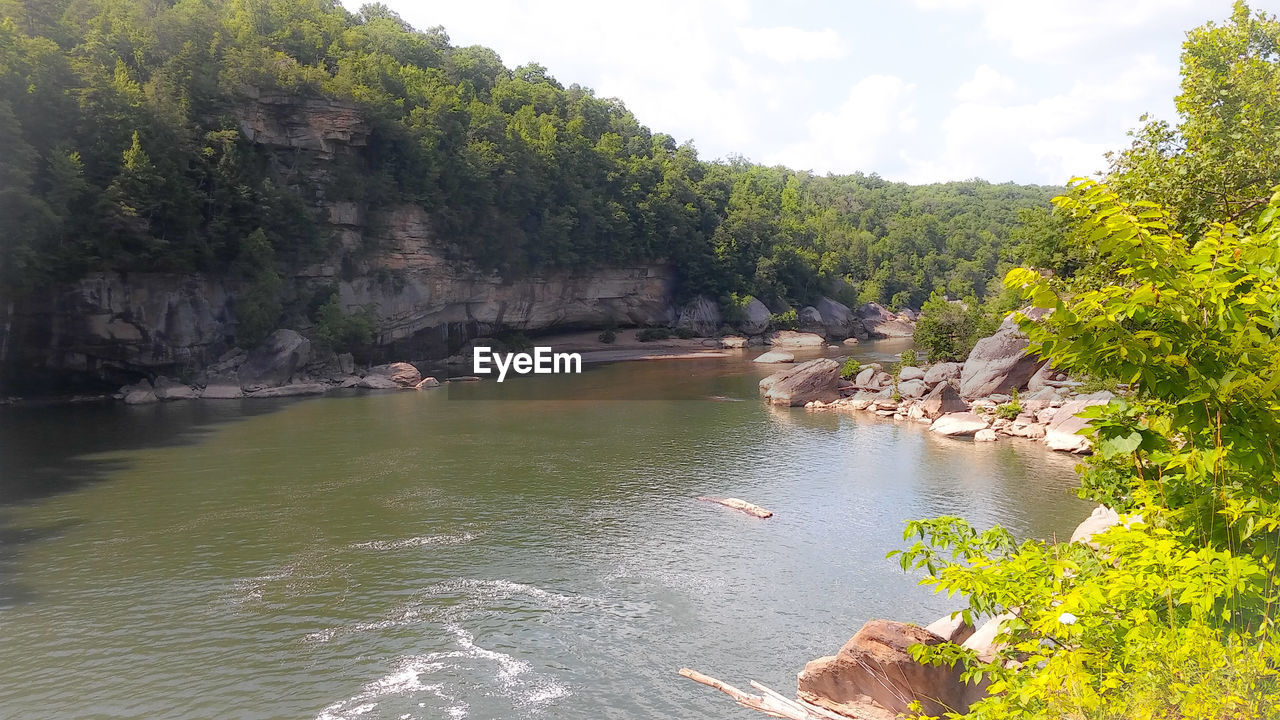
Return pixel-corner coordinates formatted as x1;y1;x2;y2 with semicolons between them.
0;0;1058;316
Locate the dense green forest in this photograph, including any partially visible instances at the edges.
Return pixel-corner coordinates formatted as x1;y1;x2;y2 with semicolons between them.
0;0;1058;317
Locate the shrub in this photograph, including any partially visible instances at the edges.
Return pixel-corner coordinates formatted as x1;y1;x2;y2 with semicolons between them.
673;325;697;339
311;293;375;354
840;357;862;380
637;327;671;342
769;308;798;330
597;328;616;344
899;348;918;367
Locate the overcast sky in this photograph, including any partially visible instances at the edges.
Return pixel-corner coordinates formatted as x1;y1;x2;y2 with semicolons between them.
343;1;1280;185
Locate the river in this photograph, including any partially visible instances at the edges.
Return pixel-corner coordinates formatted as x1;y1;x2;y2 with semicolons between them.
0;341;1088;719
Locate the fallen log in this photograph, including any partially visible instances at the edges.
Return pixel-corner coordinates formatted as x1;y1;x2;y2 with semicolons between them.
679;668;852;719
696;496;773;518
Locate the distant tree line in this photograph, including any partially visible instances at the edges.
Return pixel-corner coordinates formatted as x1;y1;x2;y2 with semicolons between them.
0;0;1063;324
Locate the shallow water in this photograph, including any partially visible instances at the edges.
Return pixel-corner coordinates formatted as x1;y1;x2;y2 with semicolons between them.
0;342;1088;719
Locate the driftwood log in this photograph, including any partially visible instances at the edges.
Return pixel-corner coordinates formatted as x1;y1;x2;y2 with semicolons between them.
696;497;773;518
679;668;856;719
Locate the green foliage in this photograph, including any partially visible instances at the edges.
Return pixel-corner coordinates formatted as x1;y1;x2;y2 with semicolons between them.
310;292;375;354
994;389;1021;420
636;327;670;342
769;309;798;331
840;357;862;380
0;0;1057;307
895;180;1280;719
899;348;918;367
720;292;755;326
597;328;616;344
914;293;981;362
232;228;282;348
673;325;697;340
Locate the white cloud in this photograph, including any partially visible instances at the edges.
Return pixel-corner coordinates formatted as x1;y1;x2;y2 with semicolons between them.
767;75;918;173
955;65;1016;103
903;55;1172;183
736;26;847;63
911;0;1207;62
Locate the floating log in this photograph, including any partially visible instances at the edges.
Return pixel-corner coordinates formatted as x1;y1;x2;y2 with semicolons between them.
696;496;773;518
679;668;850;720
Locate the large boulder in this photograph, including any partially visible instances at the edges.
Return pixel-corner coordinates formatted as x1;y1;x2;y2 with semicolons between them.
899;366;925;382
1044;390;1114;453
201;372;243;399
121;379;158;405
815;296;856;339
856;302;915;338
923;362;962;385
246;383;327;398
958;312;1048;399
1071;505;1121;545
929;412;990;436
238;329;312;391
797;619;975;717
753;350;795;364
676;295;722;337
759;358;842;406
153;376;198;401
854;367;878;388
926;613;976;645
363;362;422;388
921;383;969;419
798;305;825;333
767;330;826;348
898;379;928;398
739;297;772;335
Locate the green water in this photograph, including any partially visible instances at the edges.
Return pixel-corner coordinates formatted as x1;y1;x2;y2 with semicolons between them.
0;344;1088;719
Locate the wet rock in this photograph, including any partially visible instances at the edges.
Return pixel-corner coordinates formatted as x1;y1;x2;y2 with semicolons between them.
797;619;974;717
759;358;842;406
930;412;990;437
753;350;796;364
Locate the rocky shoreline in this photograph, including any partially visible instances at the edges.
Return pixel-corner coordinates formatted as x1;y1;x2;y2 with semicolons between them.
758;312;1113;456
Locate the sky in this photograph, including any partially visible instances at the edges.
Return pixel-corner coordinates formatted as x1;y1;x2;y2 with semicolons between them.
343;1;1280;185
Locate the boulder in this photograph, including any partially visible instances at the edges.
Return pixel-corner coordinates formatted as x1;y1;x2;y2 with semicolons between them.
872;371;893;388
238;329;312;391
122;380;158;405
798;305;825;333
365;362;422;388
719;335;748;349
854;367;877;388
958;312;1048;399
856;302;915;338
676;295;722;336
337;352;356;375
975;428;998;442
1021;387;1059;414
929;412;990;437
1026;362;1056;392
898;379;927;398
962;613;1017;662
898;366;925;382
814;296;857;339
352;374;402;390
1071;505;1121;545
796;619;974;717
926;613;976;645
1044;391;1114;453
246;383;327;398
739;297;772;335
923;362;962;385
153;376;199;401
759;358;842;406
921;383;969;419
753;350;796;364
201;373;243;399
767;330;826;348
415;377;441;389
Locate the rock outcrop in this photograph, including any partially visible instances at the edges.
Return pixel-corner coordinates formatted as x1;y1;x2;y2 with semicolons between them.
676;296;722;337
753;350;795;364
857;302;914;338
766;330;826;348
958;312;1048;399
797;620;974;718
759;358;842;406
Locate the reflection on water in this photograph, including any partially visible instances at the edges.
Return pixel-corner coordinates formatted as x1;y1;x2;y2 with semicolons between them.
0;342;1089;719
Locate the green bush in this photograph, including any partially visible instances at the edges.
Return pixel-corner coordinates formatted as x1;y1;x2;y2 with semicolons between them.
673;325;697;339
637;327;671;342
311;293;375;354
769;309;798;331
840;357;862;380
597;328;616;344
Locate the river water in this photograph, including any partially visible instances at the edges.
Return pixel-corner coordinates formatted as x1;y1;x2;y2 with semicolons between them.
0;342;1088;719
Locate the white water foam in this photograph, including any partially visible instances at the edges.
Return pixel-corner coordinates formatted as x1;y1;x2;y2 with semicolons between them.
313;623;569;719
349;533;474;551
